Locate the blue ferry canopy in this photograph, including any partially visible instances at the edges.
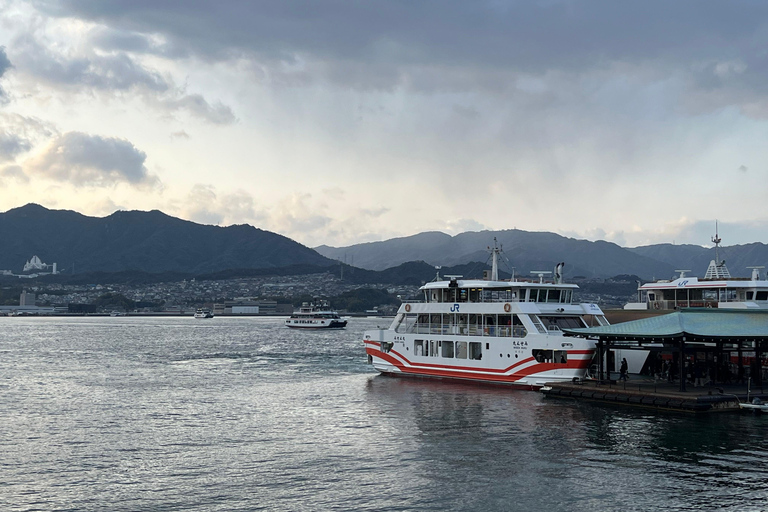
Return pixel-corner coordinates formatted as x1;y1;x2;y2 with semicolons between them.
563;309;768;342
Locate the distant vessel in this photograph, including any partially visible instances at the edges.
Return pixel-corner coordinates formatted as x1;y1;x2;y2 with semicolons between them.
194;308;214;319
624;227;768;312
363;240;606;389
110;311;126;317
285;301;347;329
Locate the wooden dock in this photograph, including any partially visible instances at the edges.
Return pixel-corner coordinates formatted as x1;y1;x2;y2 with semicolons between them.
542;378;768;413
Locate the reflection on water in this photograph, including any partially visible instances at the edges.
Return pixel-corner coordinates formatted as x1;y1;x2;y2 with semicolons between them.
1;316;766;511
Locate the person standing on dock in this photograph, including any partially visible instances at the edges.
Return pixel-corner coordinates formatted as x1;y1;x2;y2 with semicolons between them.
620;358;628;381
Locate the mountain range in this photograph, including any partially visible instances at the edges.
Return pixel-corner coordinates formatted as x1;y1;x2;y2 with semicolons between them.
315;230;768;280
2;203;766;282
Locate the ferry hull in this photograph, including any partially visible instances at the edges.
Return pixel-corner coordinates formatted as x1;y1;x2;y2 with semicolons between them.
286;319;347;329
364;332;596;389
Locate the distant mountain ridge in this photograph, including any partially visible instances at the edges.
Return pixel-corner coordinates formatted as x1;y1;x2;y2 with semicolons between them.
316;230;768;280
4;204;765;282
0;204;335;274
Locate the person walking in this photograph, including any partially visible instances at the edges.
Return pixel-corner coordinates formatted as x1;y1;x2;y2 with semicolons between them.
620;358;629;382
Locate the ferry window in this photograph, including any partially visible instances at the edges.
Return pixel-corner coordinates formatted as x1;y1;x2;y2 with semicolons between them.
459;288;468;302
528;289;538;302
498;314;512;337
512;315;528;338
381;342;394;353
648;292;656;301
547;289;561;303
539;316;584;331
530;316;548;334
430;340;437;357
747;292;754;300
414;340;425;356
703;290;718;301
456;341;468;359
442;341;454;358
554;350;568;364
468;314;480;336
757;292;768;301
482;315;496;336
416;314;429;334
469;342;482;360
532;349;553;363
402;313;418;333
457;314;469;335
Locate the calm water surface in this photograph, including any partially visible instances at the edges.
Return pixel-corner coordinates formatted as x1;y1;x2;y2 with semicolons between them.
1;316;767;511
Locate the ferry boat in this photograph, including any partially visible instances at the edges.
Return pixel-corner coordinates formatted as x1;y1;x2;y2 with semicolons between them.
285;301;347;329
624;230;768;312
363;241;607;389
194;308;214;319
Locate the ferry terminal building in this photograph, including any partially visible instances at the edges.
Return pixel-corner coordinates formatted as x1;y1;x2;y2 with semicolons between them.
564;309;768;393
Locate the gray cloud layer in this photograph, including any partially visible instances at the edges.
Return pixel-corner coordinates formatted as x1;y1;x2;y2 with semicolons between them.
27;132;159;186
9;27;235;124
26;1;768;119
0;46;11;101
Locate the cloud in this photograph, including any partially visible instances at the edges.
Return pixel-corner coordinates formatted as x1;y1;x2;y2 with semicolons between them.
182;184;264;226
0;45;11;101
0;131;32;162
0;113;56;162
0;164;28;183
26;132;159;187
738;164;748;172
8;25;236;124
163;94;236;125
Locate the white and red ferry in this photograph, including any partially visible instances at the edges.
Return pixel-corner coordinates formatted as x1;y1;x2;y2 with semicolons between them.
624;229;768;312
363;242;607;389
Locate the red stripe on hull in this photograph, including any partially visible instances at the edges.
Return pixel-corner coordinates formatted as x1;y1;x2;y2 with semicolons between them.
365;346;593;385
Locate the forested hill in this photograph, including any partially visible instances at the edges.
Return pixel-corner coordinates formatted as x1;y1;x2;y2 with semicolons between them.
0;204;335;274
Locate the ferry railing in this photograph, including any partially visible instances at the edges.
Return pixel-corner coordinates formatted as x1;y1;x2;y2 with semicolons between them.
410;322;528;338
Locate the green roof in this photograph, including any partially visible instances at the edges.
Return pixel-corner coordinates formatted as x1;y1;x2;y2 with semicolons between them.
564;309;768;341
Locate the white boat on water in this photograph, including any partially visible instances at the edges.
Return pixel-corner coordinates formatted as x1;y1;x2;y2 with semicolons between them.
625;228;768;312
739;398;768;413
194;308;214;319
363;241;607;389
285;301;348;329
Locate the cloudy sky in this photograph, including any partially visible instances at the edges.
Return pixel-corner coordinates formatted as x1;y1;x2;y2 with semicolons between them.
1;1;767;249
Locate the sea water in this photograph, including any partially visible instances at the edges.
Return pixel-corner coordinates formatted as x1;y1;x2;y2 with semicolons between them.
1;316;767;511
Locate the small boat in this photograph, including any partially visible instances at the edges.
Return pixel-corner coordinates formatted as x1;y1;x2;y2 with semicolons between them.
110;311;126;317
194;308;214;319
739;398;768;413
285;301;347;329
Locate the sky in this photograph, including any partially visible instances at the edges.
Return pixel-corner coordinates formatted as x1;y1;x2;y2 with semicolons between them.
0;0;767;250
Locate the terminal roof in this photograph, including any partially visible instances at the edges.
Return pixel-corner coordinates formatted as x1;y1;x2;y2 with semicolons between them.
563;309;768;343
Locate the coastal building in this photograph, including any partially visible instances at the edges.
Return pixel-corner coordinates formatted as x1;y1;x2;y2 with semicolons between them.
20;290;35;306
213;299;293;316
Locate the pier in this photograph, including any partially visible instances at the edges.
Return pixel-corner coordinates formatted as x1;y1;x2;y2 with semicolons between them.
542;378;766;413
555;308;768;413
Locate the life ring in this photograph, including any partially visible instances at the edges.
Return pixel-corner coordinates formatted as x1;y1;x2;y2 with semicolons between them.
504;303;511;313
404;304;411;312
653;302;660;310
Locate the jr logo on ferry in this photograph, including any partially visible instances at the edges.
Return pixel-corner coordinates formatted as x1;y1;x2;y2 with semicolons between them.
450;304;460;312
678;280;689;287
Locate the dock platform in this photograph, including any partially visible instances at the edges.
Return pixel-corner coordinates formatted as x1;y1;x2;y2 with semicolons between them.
542;378;768;413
